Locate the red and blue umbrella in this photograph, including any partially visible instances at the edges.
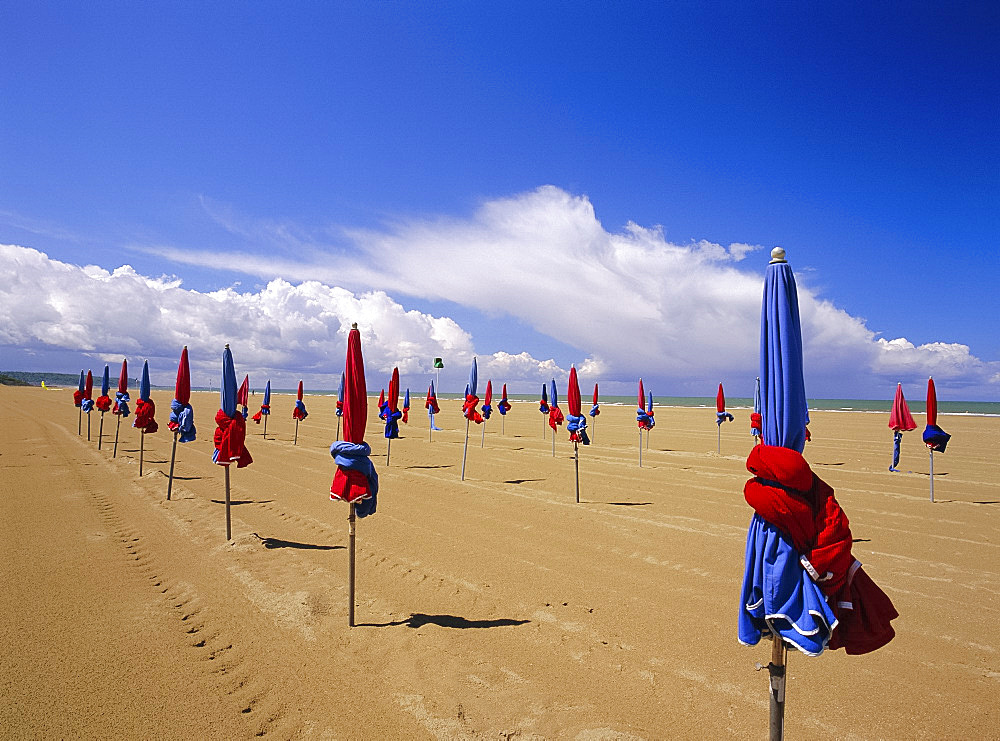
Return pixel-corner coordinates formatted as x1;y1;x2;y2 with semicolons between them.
497;382;511;435
548;378;564;457
480;379;493;447
923;377;950;503
402;388;410;424
739;248;898;737
426;381;442;439
329;323;379;626
133;360;159;475
82;370;95;440
252;379;271;437
96;365;112;449
213;345;253;540
716;382;734;452
567;367;590;502
539;383;549;438
112;358;130;458
73;370;85;435
334;372;345;441
292;380;309;445
888;383;916;471
460;357;482;480
237;374;250;419
636;378;653;466
166;346;195;501
384;368;402;465
750;377;762;442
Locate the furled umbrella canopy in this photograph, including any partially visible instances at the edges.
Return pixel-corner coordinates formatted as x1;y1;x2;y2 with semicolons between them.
293;380;309;421
113;359;130;418
566;367;589;445
482;380;493;420
462;358;482;424
133;360;158;434
252;380;271;423
498;383;511;415
888;382;916;471
739;249;897;717
750;377;762;439
213;346;252;468
336;373;345;418
636;379;654;430
923;378;950;452
237;375;250;419
96;365;112;413
383;368;402;438
73;370;85;407
330;325;378;517
589;383;600;418
426;381;442;432
548;378;564;431
168;347;196;443
81;370;95;413
402;388;410;424
539;383;549;414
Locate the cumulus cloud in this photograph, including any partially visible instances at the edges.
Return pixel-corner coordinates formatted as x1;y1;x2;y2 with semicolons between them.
0;244;561;392
5;185;999;399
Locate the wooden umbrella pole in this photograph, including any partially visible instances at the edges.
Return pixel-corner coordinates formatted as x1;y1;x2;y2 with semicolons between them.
638;430;643;468
481;420;486;447
113;416;122;458
139;430;145;476
87;413;91;442
461;419;470;480
542;417;546;439
166;431;178;500
591;416;595;443
294;419;299;445
428;417;432;442
98;413;105;450
574;441;580;503
929;448;935;503
334;416;339;442
386;437;392;466
718;425;722;454
224;465;232;541
502;415;505;436
551;429;555;458
348;502;356;627
768;636;787;740
263;415;268;439
78;407;82;436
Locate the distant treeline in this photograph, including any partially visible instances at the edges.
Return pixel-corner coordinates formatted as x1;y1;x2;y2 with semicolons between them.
0;373;33;386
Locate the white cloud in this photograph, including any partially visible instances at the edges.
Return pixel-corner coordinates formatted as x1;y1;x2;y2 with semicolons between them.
5;185;999;399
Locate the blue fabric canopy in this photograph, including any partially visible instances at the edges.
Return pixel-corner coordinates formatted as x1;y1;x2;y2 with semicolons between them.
101;365;110;397
140;360;151;402
221;346;237;418
468;357;478;398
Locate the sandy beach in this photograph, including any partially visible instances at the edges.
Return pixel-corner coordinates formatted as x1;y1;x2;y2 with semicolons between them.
2;385;998;739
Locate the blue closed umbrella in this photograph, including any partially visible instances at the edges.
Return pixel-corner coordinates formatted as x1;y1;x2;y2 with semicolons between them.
751;377;762;440
460;357;480;480
468;357;478;398
220;346;237;419
101;366;110;398
140;360;151;403
263;379;271;408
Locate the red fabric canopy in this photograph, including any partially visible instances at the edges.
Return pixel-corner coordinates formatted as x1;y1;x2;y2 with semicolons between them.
118;359;128;394
638;378;644;409
592;383;599;406
568;367;582;417
889;383;917;431
174;347;191;405
388;368;399;413
926;377;938;427
342;327;367;443
716;383;726;413
237;375;249;407
84;371;93;400
297;380;304;402
484;379;493;407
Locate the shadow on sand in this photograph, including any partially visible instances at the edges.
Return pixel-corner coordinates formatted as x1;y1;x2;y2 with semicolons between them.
360;613;529;629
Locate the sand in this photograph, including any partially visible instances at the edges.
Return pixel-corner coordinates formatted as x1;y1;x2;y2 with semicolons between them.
1;385;998;739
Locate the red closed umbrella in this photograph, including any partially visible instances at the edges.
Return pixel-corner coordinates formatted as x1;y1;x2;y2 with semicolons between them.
112;359;130;458
923;378;951;502
329;323;377;627
566;366;591;502
384;368;401;464
292;380;309;444
480;379;493;447
237;374;249;419
83;371;94;441
888;383;916;472
166;346;194;501
716;382;735;453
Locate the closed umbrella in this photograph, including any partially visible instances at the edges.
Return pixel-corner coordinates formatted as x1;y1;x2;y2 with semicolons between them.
237;375;250;419
402;388;410;425
566;366;590;503
166;346;196;501
292;380;309;445
739;248;897;740
133;360;159;476
548;378;564;457
645;390;655;449
588;383;600;442
335;373;345;441
460;358;482;480
538;383;549;438
384;368;402;465
481;380;493;447
923;377;951;502
112;359;130;458
750;377;762;444
329;323;378;627
252;380;271;437
82;370;94;441
888;383;916;471
96;365;112;450
213;345;253;540
425;380;442;440
636;379;654;467
497;383;511;435
73;370;85;435
716;382;735;453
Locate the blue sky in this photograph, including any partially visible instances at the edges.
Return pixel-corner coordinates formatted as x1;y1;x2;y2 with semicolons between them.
2;2;998;399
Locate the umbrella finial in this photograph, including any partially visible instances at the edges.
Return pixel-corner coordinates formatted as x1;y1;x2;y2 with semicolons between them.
770;246;787;264
225;343;230;348
351;322;358;330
